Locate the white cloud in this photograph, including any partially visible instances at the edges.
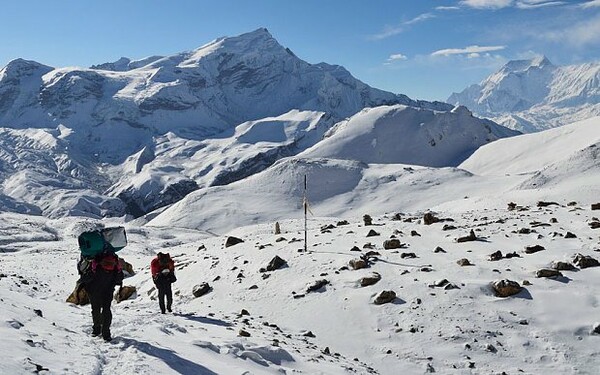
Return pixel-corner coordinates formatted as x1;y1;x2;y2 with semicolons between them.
431;45;506;56
516;1;565;9
581;0;600;8
460;0;566;8
435;5;461;10
388;54;408;61
459;0;513;9
370;13;436;40
539;14;600;47
405;13;435;25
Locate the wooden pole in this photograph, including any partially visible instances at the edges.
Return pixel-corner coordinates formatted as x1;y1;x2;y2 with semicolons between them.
304;174;307;252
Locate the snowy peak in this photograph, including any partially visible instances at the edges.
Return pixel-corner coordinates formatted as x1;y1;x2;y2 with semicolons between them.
0;58;53;81
499;55;554;74
448;56;600;131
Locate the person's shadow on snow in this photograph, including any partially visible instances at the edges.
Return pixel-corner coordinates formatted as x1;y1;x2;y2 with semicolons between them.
174;313;232;327
116;337;218;375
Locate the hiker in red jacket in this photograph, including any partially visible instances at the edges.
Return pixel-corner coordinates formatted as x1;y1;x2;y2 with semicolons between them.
151;252;176;314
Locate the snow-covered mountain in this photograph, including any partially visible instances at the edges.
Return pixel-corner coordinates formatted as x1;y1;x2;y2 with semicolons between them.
1;28;513;220
147;115;599;233
300;105;518;167
448;56;600;132
2;119;600;373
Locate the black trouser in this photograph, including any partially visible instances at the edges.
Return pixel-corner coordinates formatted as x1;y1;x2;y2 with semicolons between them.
156;280;173;313
86;279;115;338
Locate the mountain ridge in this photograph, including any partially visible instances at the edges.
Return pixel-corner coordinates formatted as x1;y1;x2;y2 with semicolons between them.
448;56;600;131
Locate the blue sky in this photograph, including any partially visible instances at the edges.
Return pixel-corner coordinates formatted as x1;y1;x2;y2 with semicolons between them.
1;0;599;101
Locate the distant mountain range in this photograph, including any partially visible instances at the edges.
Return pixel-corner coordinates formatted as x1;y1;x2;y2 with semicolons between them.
448;56;600;132
0;29;516;219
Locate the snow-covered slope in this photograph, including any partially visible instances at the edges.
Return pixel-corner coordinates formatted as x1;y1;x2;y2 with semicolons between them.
448;56;600;131
0;28;459;219
2;198;600;374
300;105;519;167
148;116;600;234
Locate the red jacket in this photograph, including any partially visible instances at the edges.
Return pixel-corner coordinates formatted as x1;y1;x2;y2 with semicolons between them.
151;254;175;278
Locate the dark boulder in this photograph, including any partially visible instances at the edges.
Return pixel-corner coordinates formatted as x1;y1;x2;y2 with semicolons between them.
225;236;244;248
491;279;522;297
192;282;212;298
374;290;396;305
359;272;381;287
573;253;600;269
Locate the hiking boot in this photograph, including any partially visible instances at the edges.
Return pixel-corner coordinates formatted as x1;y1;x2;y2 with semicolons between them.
103;335;112;342
167;307;172;313
92;327;101;337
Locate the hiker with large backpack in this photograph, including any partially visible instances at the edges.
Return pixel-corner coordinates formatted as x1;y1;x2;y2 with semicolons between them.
77;227;127;342
151;252;176;314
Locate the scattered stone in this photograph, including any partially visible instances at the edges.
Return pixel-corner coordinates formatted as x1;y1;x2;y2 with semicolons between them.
401;252;417;259
383;239;403;249
350;246;361;252
423;212;440;225
549;218;558;223
249;285;258;290
363;242;375;249
522;280;532;286
507;202;517;211
492;279;522;297
192;283;212;298
323;347;331;355
535;269;562;278
374;290;396;305
457;258;472;266
519;319;529;325
537;201;559;208
551;261;576;271
524;245;545;254
573;253;600;269
431;279;449;287
275;237;287;242
263;255;287;272
302;330;316;338
238;329;251;337
33;309;43;318
275;222;281;235
321;224;336;233
365;250;380;257
420;267;433;272
457;230;477;243
410;230;421;237
349;258;368;270
565;232;577;239
116;285;137;302
486;344;497;353
306;279;329;293
66;284;89;305
442;224;457;231
592;203;600;210
433;246;446;253
517;228;531;234
488;251;503;261
592;323;600;335
225;236;244;248
363;214;373;226
505;252;521;259
359;272;382;287
366;229;380;237
337;220;349;226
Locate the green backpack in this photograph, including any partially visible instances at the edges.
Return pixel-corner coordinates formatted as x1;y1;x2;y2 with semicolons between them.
78;227;127;257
